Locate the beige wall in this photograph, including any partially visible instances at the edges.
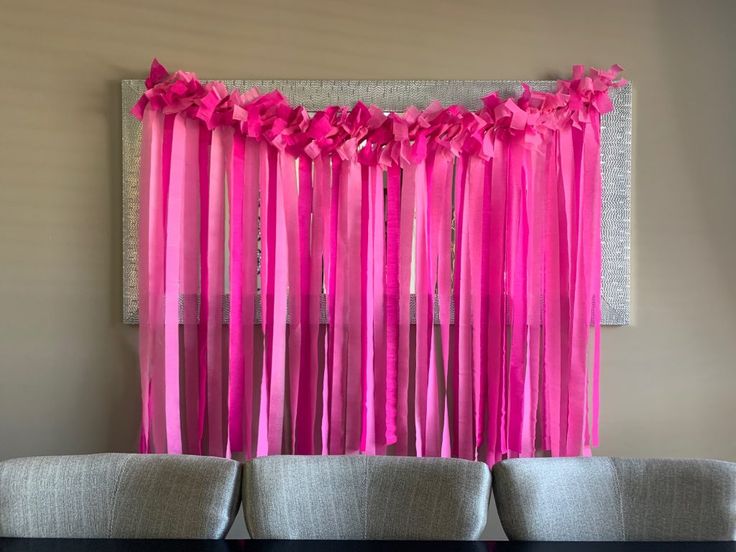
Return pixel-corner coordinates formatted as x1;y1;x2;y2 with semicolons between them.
1;0;735;538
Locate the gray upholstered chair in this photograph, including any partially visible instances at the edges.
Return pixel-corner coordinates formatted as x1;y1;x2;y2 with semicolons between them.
243;455;491;540
0;453;241;538
492;457;736;541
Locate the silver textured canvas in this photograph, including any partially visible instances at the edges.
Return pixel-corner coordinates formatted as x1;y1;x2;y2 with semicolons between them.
122;79;631;325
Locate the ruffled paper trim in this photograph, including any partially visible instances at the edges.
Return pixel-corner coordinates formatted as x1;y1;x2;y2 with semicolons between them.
132;59;626;166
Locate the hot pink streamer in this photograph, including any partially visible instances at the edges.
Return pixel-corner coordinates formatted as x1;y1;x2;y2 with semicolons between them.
370;164;387;455
396;164;415;455
227;133;246;454
256;142;271;456
241;138;259;457
522;144;546;457
133;60;622;463
591;111;604;450
506;140;527;455
412;160;430;456
542;135;564;457
360;164;373;453
424;151;440;458
316;155;332;455
453;154;474;460
195;124;212;455
487;138;507;463
294;154;315;455
281;152;301;453
467;155;487;456
384;164;400;447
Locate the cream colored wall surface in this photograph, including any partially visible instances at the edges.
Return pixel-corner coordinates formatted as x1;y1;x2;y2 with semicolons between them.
1;0;735;539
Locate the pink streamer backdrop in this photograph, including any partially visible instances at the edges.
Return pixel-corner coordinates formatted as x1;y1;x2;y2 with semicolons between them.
134;60;625;462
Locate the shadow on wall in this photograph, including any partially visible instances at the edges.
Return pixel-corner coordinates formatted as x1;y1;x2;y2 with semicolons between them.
105;76;141;453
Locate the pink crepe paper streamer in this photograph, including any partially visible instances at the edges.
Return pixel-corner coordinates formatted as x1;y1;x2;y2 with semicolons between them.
132;61;618;462
205;127;229;456
138;107;164;453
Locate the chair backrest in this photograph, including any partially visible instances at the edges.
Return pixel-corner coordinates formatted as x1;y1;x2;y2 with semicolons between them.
0;453;241;538
243;455;491;540
492;457;736;541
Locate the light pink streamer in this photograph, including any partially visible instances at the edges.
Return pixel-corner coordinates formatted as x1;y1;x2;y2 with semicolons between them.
396;166;416;455
205;127;229;456
281;152;301;453
435;152;453;458
267;148;289;454
256;142;271;457
344;159;363;454
329;157;347;454
454;155;474;460
181;118;200;455
138;107;164;453
163;114;185;454
241;138;259;457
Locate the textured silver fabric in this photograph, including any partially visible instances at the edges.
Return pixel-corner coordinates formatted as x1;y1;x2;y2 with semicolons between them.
121;79;631;326
492;457;736;541
243;455;491;540
0;453;241;539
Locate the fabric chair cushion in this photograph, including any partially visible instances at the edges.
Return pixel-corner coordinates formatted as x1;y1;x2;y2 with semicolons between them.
0;453;241;538
243;455;491;540
492;456;736;541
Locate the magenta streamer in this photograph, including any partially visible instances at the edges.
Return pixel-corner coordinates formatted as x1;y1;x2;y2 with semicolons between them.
371;165;387;455
134;60;620;463
227;133;246;454
196;123;212;455
384;164;400;446
256;141;270;456
360;163;371;453
294;155;314;454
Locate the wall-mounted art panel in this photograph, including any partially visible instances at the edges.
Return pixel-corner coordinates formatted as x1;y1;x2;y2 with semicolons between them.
122;79;631;325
